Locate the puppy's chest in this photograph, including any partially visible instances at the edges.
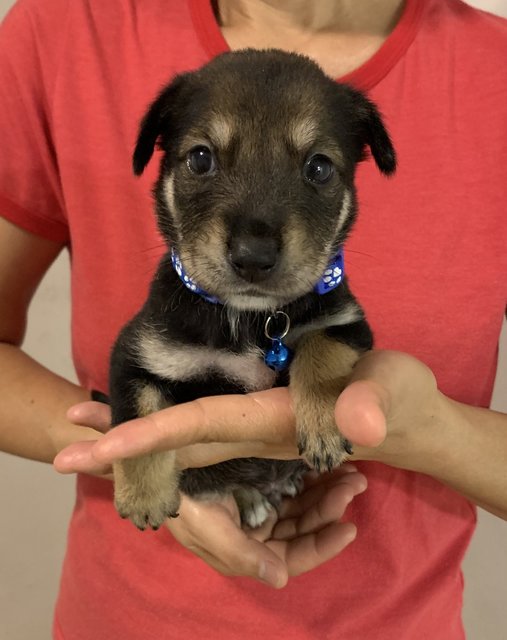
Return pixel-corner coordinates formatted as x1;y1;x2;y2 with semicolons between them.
136;328;278;392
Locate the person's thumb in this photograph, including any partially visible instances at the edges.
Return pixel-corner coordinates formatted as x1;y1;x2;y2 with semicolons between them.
334;352;398;448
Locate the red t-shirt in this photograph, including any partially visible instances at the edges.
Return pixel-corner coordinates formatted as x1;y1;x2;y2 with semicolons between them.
1;0;507;638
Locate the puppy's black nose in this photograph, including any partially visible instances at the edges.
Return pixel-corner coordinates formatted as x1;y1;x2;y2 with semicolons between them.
229;236;278;283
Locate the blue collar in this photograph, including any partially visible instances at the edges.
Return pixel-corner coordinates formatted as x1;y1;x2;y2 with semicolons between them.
170;247;344;304
170;250;221;304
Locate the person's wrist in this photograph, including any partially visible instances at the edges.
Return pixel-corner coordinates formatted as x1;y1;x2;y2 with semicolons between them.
351;385;453;473
50;387;101;456
398;389;455;474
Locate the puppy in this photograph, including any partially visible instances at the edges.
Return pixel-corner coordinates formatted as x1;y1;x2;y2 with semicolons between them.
109;49;396;530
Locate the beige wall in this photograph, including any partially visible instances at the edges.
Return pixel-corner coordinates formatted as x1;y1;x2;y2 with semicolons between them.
1;1;506;638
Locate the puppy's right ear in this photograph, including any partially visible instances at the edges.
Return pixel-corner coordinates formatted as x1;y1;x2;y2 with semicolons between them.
351;90;396;176
132;75;187;176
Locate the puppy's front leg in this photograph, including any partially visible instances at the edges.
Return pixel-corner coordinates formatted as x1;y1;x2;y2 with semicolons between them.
113;383;179;530
290;329;364;472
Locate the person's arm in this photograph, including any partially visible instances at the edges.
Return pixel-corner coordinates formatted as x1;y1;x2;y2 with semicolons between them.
63;350;507;520
335;351;507;519
0;217;101;461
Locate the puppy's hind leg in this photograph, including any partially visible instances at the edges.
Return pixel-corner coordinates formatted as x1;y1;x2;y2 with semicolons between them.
113;383;180;531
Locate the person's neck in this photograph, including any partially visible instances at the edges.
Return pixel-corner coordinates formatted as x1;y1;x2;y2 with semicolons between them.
215;0;405;78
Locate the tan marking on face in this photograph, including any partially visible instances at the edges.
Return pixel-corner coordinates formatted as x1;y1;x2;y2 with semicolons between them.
289;118;344;168
180;115;234;155
163;174;183;241
283;217;329;291
180;216;228;291
289;117;319;152
163;174;176;211
209;115;234;149
336;190;352;233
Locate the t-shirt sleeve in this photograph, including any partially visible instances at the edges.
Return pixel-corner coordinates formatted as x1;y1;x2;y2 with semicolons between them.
0;0;69;243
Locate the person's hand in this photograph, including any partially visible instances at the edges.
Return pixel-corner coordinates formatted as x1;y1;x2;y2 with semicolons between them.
166;466;366;588
54;401;115;477
54;399;367;587
53;389;300;476
334;350;442;471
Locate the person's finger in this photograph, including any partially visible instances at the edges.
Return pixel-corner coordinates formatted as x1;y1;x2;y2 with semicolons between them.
243;507;279;542
296;464;358;490
67;401;112;434
268;521;357;577
92;387;296;464
272;471;366;539
176;441;299;470
335;380;387;447
192;534;288;588
334;350;396;450
278;468;367;519
167;497;288;588
55;434;298;481
54;440;112;476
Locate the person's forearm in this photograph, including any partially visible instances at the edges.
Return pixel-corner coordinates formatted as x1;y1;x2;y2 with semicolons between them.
427;396;507;518
367;392;507;519
0;342;93;462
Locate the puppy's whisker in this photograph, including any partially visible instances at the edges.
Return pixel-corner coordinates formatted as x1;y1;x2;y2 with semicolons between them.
345;249;376;260
137;243;168;255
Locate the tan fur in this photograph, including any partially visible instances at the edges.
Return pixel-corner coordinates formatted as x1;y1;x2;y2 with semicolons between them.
113;383;179;529
136;328;276;391
289;117;318;152
162;174;183;240
290;331;360;471
208;115;234;149
335;190;352;238
180;218;227;291
283;217;330;288
289;117;345;170
163;174;176;211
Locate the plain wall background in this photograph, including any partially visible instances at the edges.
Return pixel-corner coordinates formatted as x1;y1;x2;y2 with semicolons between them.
1;1;506;638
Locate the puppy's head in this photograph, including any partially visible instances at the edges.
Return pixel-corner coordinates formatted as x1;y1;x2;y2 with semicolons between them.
134;50;396;310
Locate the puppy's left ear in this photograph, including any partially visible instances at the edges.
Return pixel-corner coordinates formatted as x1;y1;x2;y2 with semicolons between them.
351;90;397;176
132;74;187;176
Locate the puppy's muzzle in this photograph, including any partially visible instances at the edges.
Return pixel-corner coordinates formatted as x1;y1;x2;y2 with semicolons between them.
228;234;279;283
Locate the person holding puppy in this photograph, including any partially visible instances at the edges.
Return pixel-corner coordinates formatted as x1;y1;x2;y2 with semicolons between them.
1;1;507;639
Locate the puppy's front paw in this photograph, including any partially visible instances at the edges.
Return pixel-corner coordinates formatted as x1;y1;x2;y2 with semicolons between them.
297;429;351;473
295;392;352;473
113;451;180;531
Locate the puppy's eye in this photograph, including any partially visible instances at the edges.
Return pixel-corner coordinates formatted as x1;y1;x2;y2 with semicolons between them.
187;146;216;175
303;154;334;185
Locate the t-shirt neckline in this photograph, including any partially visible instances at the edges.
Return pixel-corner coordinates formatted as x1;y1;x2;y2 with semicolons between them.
189;0;426;91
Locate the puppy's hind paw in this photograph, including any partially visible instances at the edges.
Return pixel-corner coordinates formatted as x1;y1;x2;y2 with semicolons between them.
233;487;274;529
113;451;180;530
115;490;181;531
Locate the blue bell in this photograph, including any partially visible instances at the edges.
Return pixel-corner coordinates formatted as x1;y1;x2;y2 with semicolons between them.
264;338;292;371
